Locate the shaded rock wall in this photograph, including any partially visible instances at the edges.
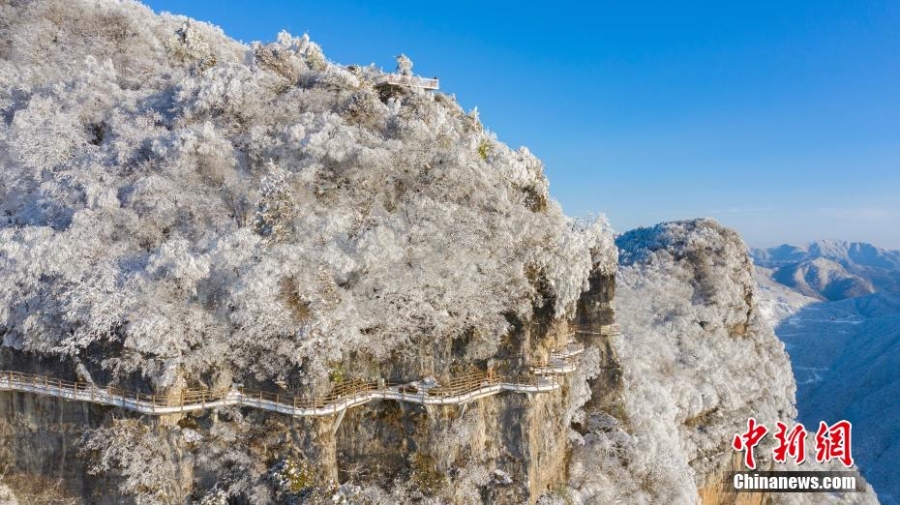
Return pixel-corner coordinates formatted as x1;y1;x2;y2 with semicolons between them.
0;392;129;504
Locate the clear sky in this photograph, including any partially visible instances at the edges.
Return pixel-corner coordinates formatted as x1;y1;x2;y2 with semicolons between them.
144;0;900;249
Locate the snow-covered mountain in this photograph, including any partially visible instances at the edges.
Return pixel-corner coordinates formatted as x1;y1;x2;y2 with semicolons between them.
0;1;613;502
754;240;900;270
756;287;900;505
571;220;876;505
753;266;820;323
754;243;900;505
0;1;880;504
771;257;875;301
593;220;798;502
753;241;900;300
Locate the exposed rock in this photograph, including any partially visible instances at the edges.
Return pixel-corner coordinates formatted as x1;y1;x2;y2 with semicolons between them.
0;1;867;504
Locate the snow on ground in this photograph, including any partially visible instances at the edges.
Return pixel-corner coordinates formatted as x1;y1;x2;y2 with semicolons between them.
753;266;820;327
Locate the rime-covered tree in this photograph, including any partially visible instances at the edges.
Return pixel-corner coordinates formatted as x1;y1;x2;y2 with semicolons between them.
0;0;610;394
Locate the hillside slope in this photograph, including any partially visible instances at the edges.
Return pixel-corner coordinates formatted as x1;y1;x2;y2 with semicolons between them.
755;240;900;503
782;293;900;505
753;266;820;323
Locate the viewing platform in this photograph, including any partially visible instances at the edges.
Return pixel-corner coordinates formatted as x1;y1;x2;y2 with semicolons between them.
373;73;439;90
373;53;439;92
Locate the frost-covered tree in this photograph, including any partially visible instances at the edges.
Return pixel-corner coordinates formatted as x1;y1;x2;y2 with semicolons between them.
395;54;413;76
0;0;610;397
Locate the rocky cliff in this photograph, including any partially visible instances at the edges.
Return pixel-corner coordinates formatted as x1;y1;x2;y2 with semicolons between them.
0;0;615;502
0;2;877;504
560;219;877;504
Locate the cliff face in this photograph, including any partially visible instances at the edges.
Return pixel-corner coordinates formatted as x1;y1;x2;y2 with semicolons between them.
0;284;605;504
0;1;616;503
618;219;798;502
562;219;878;505
0;2;872;505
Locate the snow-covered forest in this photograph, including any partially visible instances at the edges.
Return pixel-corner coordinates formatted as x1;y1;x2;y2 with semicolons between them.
0;0;613;393
0;2;882;504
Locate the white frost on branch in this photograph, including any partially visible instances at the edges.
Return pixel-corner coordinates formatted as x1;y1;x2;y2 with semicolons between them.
0;0;615;393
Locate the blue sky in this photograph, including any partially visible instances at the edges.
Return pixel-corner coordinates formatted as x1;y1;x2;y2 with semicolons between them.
144;0;900;249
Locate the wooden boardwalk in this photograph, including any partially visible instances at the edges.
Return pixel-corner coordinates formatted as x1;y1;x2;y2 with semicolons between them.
0;336;609;419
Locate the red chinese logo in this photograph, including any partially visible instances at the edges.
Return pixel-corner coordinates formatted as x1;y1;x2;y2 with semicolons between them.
732;417;768;469
732;419;854;469
773;421;807;464
815;420;854;468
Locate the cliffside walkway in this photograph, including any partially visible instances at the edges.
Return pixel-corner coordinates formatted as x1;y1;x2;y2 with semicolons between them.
0;329;622;419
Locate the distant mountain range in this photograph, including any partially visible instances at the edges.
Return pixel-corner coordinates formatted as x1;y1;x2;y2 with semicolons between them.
752;240;900;301
753;239;900;504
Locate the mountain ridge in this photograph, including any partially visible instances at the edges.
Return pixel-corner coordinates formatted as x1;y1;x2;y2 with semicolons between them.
753;240;900;300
